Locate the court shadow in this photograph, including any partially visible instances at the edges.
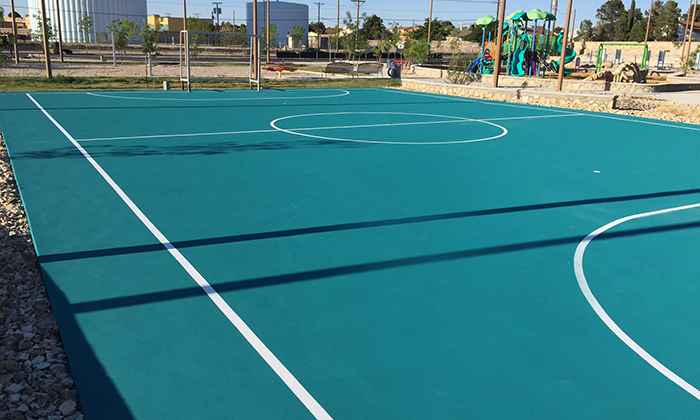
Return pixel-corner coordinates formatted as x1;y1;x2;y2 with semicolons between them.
40;270;136;420
38;186;700;265
9;137;366;161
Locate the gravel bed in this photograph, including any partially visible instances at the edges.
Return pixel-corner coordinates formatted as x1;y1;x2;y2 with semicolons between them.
0;134;83;420
0;85;698;420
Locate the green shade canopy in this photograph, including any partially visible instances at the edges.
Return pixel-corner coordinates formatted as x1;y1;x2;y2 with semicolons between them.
506;10;528;21
526;8;548;20
476;15;495;26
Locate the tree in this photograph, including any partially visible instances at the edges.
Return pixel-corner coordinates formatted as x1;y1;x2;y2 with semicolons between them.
595;0;626;40
31;14;57;46
78;15;93;43
0;7;3;19
107;19;139;54
340;11;368;59
629;20;647;41
140;23;161;56
377;21;402;59
219;22;247;53
409;18;454;42
655;0;681;40
575;19;595;41
289;24;306;48
360;14;385;40
262;24;278;52
309;22;326;34
186;17;214;57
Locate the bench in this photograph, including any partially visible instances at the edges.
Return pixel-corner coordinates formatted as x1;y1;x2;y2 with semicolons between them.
323;62;354;77
354;63;382;78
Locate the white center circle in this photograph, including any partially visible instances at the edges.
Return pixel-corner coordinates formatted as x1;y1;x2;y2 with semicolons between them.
270;111;508;145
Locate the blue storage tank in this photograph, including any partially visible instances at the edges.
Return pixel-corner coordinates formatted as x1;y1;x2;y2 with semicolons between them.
246;1;309;48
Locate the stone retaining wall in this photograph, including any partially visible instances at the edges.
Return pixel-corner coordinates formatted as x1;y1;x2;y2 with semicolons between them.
400;79;617;112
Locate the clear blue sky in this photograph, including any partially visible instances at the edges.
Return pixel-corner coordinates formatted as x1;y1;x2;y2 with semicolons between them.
3;0;648;32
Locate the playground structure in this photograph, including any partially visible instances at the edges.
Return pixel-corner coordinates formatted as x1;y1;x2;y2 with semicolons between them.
469;8;577;78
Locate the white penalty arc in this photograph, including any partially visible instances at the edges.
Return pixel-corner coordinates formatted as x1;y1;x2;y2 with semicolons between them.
574;202;700;400
86;89;351;102
270;111;508;145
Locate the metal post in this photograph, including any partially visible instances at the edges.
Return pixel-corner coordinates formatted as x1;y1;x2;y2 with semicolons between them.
556;0;574;91
644;0;654;44
39;0;52;78
148;52;152;76
183;0;188;86
10;0;19;63
54;0;64;62
253;0;258;78
111;31;116;66
493;0;507;87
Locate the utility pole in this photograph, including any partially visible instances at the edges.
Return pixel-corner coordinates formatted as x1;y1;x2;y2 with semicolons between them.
54;0;64;62
351;0;365;52
39;0;52;78
253;0;258;78
212;2;222;28
10;0;19;63
681;0;693;61
336;0;340;60
315;2;324;23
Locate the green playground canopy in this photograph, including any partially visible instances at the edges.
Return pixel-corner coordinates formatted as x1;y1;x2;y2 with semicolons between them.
526;8;548;20
506;10;528;21
476;15;496;26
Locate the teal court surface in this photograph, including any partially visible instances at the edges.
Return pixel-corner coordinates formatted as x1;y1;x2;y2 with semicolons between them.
2;87;700;419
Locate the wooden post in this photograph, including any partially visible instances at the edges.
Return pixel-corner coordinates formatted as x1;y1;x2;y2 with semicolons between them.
39;0;52;78
686;0;698;62
556;0;574;91
493;0;507;87
10;0;19;63
55;0;64;62
336;0;340;60
644;0;654;44
681;0;693;61
427;0;433;53
266;0;271;63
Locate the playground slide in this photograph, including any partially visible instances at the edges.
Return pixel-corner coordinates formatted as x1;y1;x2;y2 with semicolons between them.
467;57;482;73
509;34;532;77
551;33;576;73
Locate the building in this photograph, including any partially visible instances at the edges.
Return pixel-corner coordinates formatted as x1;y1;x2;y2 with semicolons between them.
678;20;700;41
27;0;147;43
246;1;308;47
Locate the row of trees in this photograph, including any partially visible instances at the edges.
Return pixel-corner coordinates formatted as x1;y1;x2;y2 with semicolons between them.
577;0;686;41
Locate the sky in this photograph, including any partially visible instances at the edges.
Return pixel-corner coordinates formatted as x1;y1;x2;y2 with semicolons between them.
3;0;649;32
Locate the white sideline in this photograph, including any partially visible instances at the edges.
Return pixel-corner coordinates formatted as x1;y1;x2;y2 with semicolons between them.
574;203;700;400
25;93;333;420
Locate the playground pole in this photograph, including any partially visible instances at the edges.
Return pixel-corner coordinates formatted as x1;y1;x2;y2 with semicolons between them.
427;0;434;54
493;0;507;87
556;0;573;91
685;0;698;62
644;0;654;44
681;0;693;61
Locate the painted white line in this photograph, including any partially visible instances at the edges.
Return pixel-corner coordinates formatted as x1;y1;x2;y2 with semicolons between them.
587;113;700;132
385;88;582;115
574;202;700;400
78;128;278;142
482;113;585;122
86;89;350;102
271;111;508;145
26;93;333;420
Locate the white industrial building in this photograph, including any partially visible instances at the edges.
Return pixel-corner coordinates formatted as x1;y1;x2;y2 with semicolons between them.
28;0;147;43
246;1;309;47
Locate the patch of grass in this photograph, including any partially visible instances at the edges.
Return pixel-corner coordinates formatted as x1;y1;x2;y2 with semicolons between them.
0;76;401;92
